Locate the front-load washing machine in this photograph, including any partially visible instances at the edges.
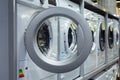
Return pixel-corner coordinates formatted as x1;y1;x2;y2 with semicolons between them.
113;19;119;59
56;0;82;80
17;0;92;80
107;19;114;61
84;9;106;74
95;13;106;68
84;9;98;74
17;0;57;80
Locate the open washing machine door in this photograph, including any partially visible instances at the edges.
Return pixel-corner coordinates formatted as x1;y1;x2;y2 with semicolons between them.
24;7;92;73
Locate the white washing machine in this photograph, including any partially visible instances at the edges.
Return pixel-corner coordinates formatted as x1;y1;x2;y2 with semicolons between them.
95;13;106;68
113;19;119;59
17;0;57;80
56;0;82;79
84;9;105;74
84;9;98;74
107;19;114;61
17;0;92;80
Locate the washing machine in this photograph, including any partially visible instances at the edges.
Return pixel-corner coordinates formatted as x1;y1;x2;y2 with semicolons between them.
17;0;92;80
17;0;57;80
83;9;106;74
107;19;114;61
56;0;83;79
113;19;119;59
95;13;106;68
84;9;98;74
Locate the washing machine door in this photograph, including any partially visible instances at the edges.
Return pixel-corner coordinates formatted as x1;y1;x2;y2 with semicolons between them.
116;31;119;44
108;26;114;49
99;23;105;51
25;7;92;73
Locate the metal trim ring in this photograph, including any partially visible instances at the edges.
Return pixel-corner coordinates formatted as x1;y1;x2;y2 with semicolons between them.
25;7;92;73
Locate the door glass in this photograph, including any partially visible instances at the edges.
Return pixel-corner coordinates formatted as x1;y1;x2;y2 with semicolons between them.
68;23;77;53
91;30;94;42
36;16;78;61
108;26;114;49
116;32;119;43
99;23;105;51
37;23;50;55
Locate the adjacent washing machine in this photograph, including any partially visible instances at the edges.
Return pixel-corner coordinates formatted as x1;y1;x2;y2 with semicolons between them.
84;9;106;74
17;0;92;80
17;0;57;80
56;0;82;79
113;19;119;59
95;13;106;68
107;19;114;61
84;9;98;74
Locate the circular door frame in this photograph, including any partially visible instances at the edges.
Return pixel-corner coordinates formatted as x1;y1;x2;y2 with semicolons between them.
25;7;92;73
99;23;105;51
108;25;114;49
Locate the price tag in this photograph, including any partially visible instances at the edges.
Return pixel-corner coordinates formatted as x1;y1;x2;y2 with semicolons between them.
102;23;105;30
110;26;113;31
71;23;77;30
90;21;94;32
